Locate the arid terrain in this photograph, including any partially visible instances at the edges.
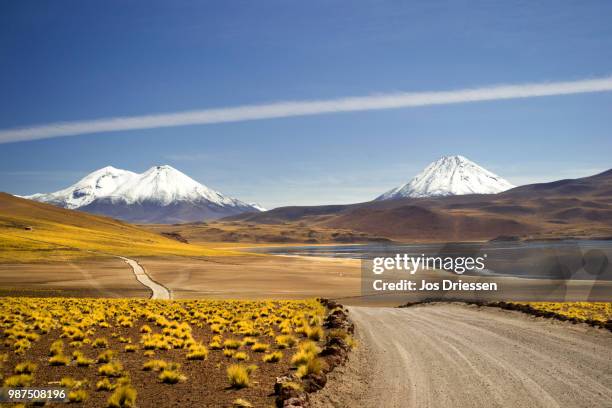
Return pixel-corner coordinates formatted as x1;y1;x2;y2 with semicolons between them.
0;297;347;408
0;258;149;298
143;221;391;245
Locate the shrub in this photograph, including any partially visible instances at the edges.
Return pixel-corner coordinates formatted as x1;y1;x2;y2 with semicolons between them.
233;351;249;361
296;357;325;378
60;377;86;389
186;346;208;360
233;398;253;407
124;345;137;353
96;378;115;391
50;339;64;356
93;338;109;348
223;339;241;350
73;351;94;367
4;374;32;387
251;343;269;353
275;335;296;349
158;369;186;384
290;350;312;367
281;381;303;392
14;362;37;374
97;350;115;364
140;325;152;333
68;390;88;403
99;361;123;377
13;338;31;355
327;329;348;340
262;351;282;363
227;364;249;388
305;325;324;341
142;360;167;372
223;349;235;357
49;354;70;366
298;340;320;355
242;337;257;346
106;385;137;408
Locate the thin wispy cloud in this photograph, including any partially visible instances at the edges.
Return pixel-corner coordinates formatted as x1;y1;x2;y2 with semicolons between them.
2;76;612;144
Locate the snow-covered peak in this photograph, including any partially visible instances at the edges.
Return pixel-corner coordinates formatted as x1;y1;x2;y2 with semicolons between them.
248;203;267;212
112;165;243;207
24;166;137;209
24;165;263;212
376;155;515;200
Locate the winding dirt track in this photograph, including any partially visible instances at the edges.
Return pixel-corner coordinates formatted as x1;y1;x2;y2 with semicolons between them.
118;256;171;299
312;304;612;408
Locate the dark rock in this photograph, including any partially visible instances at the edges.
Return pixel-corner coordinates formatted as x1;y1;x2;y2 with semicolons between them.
301;372;327;392
283;397;309;408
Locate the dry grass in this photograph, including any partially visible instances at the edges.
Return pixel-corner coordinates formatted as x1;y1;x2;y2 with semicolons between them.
0;193;239;263
227;364;250;388
0;297;328;406
523;302;612;324
107;385;137;408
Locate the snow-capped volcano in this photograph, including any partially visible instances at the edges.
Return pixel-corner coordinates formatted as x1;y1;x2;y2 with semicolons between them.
376;155;515;200
24;165;262;223
26;166;137;209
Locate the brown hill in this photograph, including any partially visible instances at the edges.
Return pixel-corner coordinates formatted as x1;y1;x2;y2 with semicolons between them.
226;169;612;241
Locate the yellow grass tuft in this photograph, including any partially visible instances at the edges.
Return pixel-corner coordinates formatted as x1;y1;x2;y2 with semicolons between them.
262;351;283;363
14;362;37;374
233;398;254;407
296;357;325;378
68;389;88;403
106;385;137;408
186;345;209;360
227;364;250;388
233;351;249;361
96;378;115;391
49;354;70;366
251;342;269;353
99;361;123;378
142;359;168;372
158;369;187;384
92;337;109;348
4;374;32;387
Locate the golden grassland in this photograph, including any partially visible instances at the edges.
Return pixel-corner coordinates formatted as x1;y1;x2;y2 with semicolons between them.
0;193;239;262
0;297;344;407
524;302;612;324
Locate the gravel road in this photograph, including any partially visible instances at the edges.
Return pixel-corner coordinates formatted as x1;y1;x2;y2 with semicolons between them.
312;303;612;408
119;256;171;299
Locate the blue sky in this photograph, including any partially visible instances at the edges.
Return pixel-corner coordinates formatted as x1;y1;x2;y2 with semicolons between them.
1;1;611;208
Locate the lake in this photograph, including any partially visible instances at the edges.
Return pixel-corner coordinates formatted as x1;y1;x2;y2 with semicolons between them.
250;240;612;281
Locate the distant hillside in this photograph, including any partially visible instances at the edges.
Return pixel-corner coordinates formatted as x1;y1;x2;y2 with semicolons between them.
227;169;612;241
0;193;232;262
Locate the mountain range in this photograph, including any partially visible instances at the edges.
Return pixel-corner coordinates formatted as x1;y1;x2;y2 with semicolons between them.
24;165;262;223
228;168;612;241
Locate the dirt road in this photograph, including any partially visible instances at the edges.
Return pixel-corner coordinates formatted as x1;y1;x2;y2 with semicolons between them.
118;257;171;300
312;303;612;408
